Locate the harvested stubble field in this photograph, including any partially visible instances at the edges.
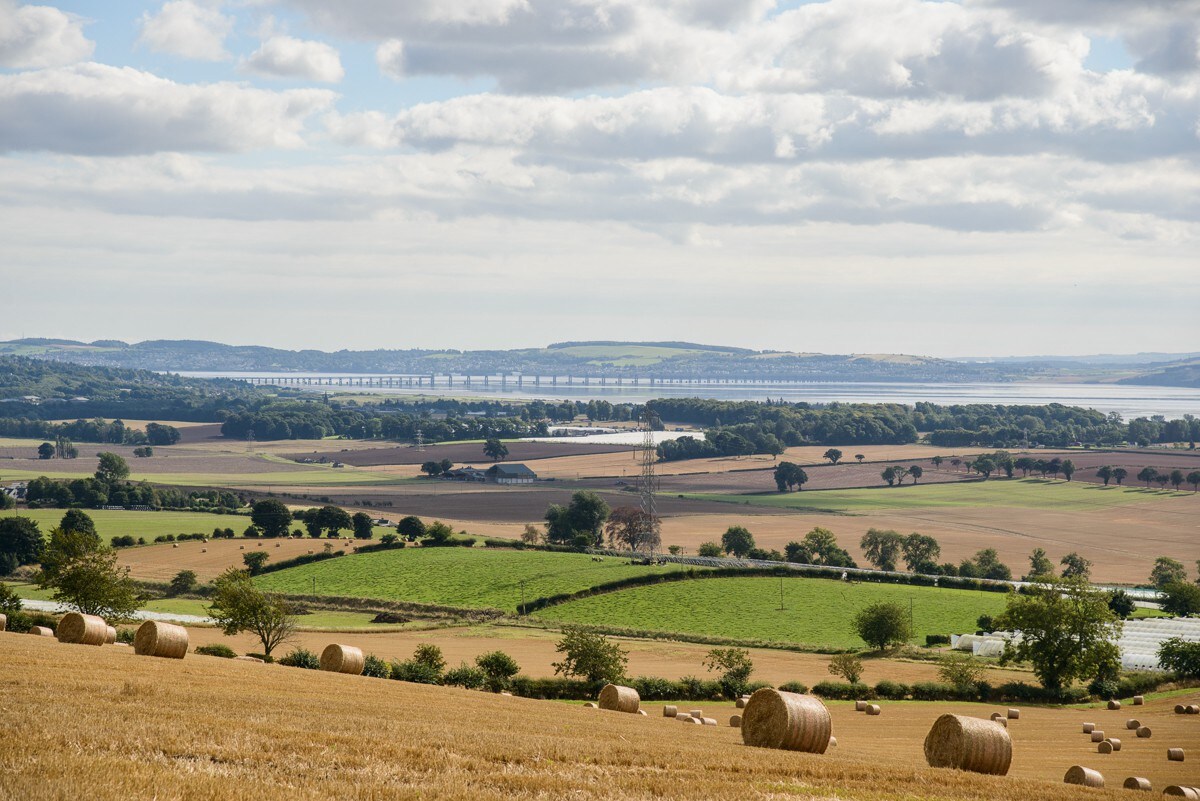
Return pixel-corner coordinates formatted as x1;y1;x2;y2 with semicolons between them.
182;623;1030;686
254;548;697;610
3;636;1196;801
532;576;1007;648
649;461;969;494
116;536;378;581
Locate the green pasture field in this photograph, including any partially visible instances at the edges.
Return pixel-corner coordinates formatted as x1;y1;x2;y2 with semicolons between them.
15;508;249;539
532;575;1008;649
254;548;697;611
0;466;403;487
687;478;1194;513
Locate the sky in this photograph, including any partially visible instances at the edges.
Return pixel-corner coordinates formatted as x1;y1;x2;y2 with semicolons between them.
0;0;1198;357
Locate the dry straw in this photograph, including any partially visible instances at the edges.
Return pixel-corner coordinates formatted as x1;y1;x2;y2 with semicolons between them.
689;709;703;718
1064;766;1104;788
1091;731;1106;743
866;704;881;716
674;712;691;720
828;736;837;747
1098;741;1114;754
56;613;108;646
1107;700;1121;710
1168;748;1186;762
29;626;53;637
1106;738;1121;751
1007;708;1020;719
597;684;640;714
133;621;188;659
0;613;6;632
1083;722;1096;733
663;705;678;718
637;710;647;716
1126;719;1140;729
741;689;832;754
736;698;748;709
1188;706;1200;715
1136;726;1152;739
702;718;718;726
993;717;1008;728
924;714;1012;776
235;655;264;663
583;702;597;708
854;700;867;712
319;644;365;675
1122;777;1151;792
1133;696;1144;706
1176;705;1187;715
729;715;742;728
1163;787;1200;799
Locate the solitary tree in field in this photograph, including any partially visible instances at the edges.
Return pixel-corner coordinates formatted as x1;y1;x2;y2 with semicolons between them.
721;526;755;558
1024;548;1055;581
208;568;297;658
823;448;843;465
1060;552;1092;580
705;647;755;697
1061;459;1076;481
483;438;509;462
37;442;54;459
827;653;864;684
1112;467;1128;485
773;461;807;492
950;458;961;471
855;453;865;464
1096;465;1113;485
853;602;912;651
94;452;130;484
909;465;923;483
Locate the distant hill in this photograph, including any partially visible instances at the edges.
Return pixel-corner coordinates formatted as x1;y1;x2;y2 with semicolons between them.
1119;358;1200;389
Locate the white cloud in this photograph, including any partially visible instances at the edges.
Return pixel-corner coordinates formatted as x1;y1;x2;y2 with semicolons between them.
243;35;344;82
0;0;93;67
0;63;336;154
137;0;234;62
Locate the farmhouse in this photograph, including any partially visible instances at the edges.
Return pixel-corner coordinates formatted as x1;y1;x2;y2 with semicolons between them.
444;466;487;482
486;463;538;484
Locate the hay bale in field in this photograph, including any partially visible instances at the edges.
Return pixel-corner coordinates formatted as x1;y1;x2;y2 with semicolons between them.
702;718;718;726
637;709;647;716
275;543;280;548
993;717;1008;728
1105;738;1121;751
235;655;264;663
663;705;678;718
730;715;742;728
828;736;837;747
200;548;207;553
583;702;598;709
133;621;188;659
597;684;640;714
1108;700;1121;710
1136;726;1152;739
1063;766;1104;788
674;712;692;720
866;704;881;716
1167;748;1185;762
1188;706;1200;715
686;717;703;725
924;714;1012;776
239;545;245;550
319;644;364;675
1176;705;1187;715
0;613;6;632
689;709;703;718
105;626;116;645
500;691;513;697
1122;777;1151;792
29;626;53;637
1163;787;1200;799
1091;731;1106;742
990;712;1003;721
1098;741;1114;754
736;697;748;709
1007;708;1020;719
1126;719;1141;729
57;613;107;646
1083;722;1096;733
741;689;832;755
854;700;867;712
1132;696;1144;706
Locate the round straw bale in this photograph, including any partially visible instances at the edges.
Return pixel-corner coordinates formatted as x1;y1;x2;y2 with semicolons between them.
1176;705;1187;715
1188;706;1200;715
687;717;703;725
1132;696;1144;706
993;717;1008;728
0;613;6;632
675;712;692;720
1122;777;1151;792
29;625;53;637
990;712;1003;721
741;689;832;754
597;684;640;714
924;714;1012;776
828;736;837;747
1108;700;1121;710
235;655;264;663
1063;766;1104;788
583;702;597;708
637;709;647;716
133;620;188;659
1105;738;1121;751
200;548;206;553
172;543;178;548
866;704;881;716
736;697;748;709
1098;741;1114;754
730;714;742;728
689;709;703;718
1136;727;1152;739
702;718;718;726
56;612;108;646
1127;719;1141;729
1083;723;1096;733
320;643;364;675
1167;748;1185;762
239;545;245;549
1163;787;1200;799
663;705;678;718
1091;731;1106;742
105;626;116;644
1007;708;1020;720
854;700;867;712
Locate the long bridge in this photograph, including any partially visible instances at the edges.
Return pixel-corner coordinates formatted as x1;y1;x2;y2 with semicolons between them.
206;373;797;389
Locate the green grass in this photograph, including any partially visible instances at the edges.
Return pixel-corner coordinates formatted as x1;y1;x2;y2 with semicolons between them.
0;467;403;487
14;508;251;540
532;576;1008;648
254;548;696;611
687;478;1194;513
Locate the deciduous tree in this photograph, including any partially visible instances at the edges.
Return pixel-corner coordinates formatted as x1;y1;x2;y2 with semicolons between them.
207;568;297;658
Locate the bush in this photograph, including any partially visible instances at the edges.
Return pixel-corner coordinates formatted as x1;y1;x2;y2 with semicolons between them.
827;653;864;684
362;654;391;679
1087;677;1119;700
910;681;957;701
116;628;135;644
1159;637;1200;679
443;663;487;690
995;681;1089;704
777;681;808;694
854;602;913;650
412;643;447;675
1117;671;1173;697
246;652;274;664
278;648;320;669
874;680;911;700
391;660;442;685
509;676;595;700
4;610;59;634
811;681;871;700
925;634;951;646
476;650;521;692
631;675;676;700
195;644;237;659
111;535;136;548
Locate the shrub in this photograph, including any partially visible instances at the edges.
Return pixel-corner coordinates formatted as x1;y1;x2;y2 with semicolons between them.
777;681;808;694
476;650;520;692
631;675;675;700
925;634;951;646
278;648;320;669
509;676;595;700
391;660;443;685
1159;637;1200;679
827;653;864;684
995;681;1088;704
697;541;723;558
910;681;956;701
168;570;198;597
854;602;913;650
195;644;237;659
704;647;754;698
111;535;136;548
1087;677;1119;700
443;663;487;690
811;681;871;700
412;644;446;675
362;654;391;679
246;652;274;664
1117;671;1173;697
0;582;22;616
4;610;58;634
874;680;910;700
937;653;987;692
116;627;135;644
976;614;995;632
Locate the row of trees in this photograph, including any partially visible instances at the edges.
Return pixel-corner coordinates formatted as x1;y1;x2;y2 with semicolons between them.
23;454;241;511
